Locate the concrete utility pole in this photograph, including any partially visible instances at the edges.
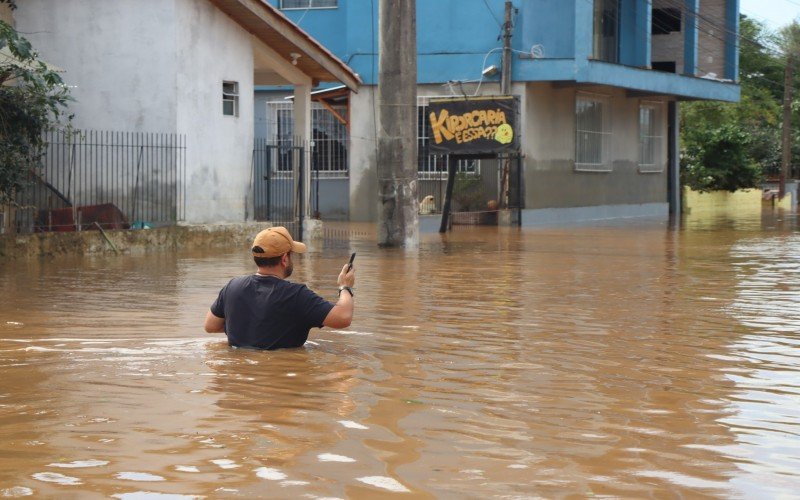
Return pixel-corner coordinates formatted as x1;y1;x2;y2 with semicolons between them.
499;0;513;209
500;1;512;95
377;0;418;248
780;53;794;199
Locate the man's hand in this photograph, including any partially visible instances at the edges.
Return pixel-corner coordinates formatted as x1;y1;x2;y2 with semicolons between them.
337;263;355;288
325;263;356;329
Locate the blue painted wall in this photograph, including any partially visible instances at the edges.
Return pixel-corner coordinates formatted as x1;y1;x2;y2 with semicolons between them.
520;0;574;59
268;0;739;100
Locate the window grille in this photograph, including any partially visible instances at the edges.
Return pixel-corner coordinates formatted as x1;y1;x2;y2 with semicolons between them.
575;93;612;172
223;81;239;117
639;102;665;173
280;0;337;9
266;101;349;178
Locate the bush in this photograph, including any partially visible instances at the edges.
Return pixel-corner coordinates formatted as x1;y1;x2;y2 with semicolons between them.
0;16;72;205
681;123;762;192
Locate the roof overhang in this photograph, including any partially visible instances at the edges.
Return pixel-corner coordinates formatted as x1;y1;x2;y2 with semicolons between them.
208;0;361;92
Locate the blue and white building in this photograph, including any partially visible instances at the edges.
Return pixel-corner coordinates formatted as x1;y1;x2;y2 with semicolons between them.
259;0;740;225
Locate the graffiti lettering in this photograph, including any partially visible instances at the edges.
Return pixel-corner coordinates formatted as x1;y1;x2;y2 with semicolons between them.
429;108;508;145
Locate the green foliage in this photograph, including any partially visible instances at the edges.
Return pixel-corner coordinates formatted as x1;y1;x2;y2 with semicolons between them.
0;18;71;205
681;123;762;192
680;15;791;192
452;172;485;211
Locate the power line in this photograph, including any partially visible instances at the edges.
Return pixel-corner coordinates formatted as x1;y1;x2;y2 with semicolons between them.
592;0;789;93
481;0;503;29
657;0;785;58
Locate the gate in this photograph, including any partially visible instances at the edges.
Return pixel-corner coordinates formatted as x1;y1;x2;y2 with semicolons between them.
252;139;305;241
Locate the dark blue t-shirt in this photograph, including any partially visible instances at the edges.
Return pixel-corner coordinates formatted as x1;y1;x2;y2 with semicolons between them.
210;275;334;350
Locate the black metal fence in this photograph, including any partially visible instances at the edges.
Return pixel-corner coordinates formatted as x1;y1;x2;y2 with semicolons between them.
252;138;305;241
11;129;186;233
417;153;522;226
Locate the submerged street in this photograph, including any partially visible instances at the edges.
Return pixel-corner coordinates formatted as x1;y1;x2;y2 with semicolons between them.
1;213;799;497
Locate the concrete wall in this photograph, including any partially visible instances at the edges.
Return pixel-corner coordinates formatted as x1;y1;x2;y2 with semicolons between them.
522;82;668;210
176;0;254;223
348;86;378;222
697;0;727;78
15;0;179;132
650;0;684;73
15;0;268;224
0;222;274;259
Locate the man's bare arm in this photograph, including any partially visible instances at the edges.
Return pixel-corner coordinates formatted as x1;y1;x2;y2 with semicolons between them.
323;263;355;329
204;310;225;333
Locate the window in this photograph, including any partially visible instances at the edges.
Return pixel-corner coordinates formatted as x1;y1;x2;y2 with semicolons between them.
575;93;612;172
652;61;677;73
222;81;239;117
280;0;337;9
652;8;681;35
269;102;349;177
639;102;665;173
593;0;619;63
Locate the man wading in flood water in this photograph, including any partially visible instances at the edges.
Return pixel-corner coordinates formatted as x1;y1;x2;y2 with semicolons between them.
204;226;355;349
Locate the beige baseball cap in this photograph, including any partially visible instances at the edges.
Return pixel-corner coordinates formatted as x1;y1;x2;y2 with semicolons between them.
251;226;307;258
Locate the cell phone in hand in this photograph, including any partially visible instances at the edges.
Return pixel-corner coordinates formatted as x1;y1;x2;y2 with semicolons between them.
347;252;356;271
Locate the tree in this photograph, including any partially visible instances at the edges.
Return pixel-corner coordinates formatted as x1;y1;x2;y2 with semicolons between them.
0;2;71;206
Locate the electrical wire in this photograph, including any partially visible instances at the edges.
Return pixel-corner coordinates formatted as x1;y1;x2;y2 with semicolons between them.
481;0;503;28
649;0;788;91
588;0;788;94
657;0;785;57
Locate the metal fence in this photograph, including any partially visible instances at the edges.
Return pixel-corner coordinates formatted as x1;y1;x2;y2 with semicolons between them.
252;138;305;241
10;129;185;233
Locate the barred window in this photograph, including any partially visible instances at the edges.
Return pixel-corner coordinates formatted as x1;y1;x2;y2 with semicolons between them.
639;102;665;173
270;102;348;176
280;0;337;9
575;93;611;172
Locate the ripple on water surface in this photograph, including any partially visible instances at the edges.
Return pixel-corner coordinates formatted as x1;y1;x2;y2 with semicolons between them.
1;220;800;497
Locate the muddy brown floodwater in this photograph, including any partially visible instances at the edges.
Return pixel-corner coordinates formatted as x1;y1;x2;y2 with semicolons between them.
1;213;800;498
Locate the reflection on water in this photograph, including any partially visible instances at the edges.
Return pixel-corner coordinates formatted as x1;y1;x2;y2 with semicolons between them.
1;211;799;497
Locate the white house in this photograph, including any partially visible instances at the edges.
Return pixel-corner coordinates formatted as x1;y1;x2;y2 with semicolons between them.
12;0;359;224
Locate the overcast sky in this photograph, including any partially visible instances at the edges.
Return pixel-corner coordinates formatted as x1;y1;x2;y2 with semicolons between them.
740;0;800;31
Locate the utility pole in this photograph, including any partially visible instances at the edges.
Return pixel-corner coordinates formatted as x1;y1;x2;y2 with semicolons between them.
377;0;418;248
781;53;794;199
499;0;513;209
500;1;512;95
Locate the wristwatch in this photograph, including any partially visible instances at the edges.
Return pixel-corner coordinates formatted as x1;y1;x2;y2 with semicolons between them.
338;286;354;297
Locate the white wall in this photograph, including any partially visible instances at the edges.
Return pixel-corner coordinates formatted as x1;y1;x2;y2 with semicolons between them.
15;0;179;132
175;0;255;223
348;86;379;222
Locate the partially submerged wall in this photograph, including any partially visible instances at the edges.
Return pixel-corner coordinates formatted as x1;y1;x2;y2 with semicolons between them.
0;223;272;260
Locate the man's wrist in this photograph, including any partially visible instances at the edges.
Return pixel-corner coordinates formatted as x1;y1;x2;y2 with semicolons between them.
338;285;354;297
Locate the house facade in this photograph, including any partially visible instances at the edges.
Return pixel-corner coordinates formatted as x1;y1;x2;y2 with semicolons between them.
12;0;358;225
261;0;740;226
